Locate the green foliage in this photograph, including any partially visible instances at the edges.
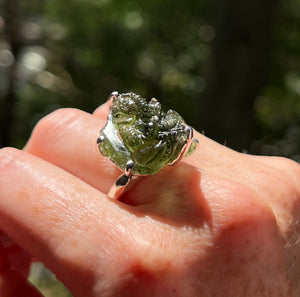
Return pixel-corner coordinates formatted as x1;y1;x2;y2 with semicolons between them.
0;0;214;149
0;0;299;155
251;0;300;160
29;263;73;297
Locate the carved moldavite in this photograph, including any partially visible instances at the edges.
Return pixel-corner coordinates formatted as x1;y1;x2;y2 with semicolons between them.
97;92;197;175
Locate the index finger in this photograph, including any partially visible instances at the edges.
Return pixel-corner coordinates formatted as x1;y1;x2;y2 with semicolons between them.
0;148;158;295
25;103;252;198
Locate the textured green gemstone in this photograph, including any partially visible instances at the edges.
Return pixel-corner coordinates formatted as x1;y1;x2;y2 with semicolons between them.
98;92;197;175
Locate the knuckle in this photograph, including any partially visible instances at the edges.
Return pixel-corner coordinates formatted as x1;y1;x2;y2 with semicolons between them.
212;176;276;230
279;156;300;177
217;183;279;244
0;147;22;173
27;108;81;149
237;187;275;225
269;156;300;192
254;156;300;233
34;108;80;135
0;146;19;156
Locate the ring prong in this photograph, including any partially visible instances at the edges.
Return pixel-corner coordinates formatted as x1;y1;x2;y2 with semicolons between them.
115;174;130;187
97;135;105;144
108;91;119;101
150;97;158;103
125;160;135;176
108;161;134;200
108;173;131;199
185;125;193;139
107;91;119;108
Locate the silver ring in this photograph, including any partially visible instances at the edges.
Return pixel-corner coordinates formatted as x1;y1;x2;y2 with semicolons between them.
97;91;198;199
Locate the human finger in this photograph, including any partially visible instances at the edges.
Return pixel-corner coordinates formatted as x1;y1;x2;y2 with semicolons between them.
93;103;110;119
92;102;257;182
0;147;286;296
0;148;148;296
25;107;241;195
25;104;300;230
0;230;36;297
0;231;31;277
0;270;44;297
24;108;121;193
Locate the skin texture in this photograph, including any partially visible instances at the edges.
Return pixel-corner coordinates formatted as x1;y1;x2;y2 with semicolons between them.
0;102;299;296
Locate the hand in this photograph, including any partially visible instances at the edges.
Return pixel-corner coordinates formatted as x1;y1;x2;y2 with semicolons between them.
0;103;299;297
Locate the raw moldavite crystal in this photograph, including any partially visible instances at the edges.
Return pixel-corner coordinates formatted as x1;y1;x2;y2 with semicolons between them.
98;92;197;175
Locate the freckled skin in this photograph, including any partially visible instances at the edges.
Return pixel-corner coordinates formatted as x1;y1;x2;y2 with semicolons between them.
98;92;197;175
1;104;300;297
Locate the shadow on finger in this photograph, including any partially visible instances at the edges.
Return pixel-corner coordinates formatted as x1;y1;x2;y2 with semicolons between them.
120;163;212;228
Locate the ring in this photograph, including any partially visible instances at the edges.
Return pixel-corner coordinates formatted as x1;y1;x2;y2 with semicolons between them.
97;91;198;199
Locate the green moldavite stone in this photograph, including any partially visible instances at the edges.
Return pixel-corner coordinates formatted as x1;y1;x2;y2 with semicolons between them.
98;92;197;175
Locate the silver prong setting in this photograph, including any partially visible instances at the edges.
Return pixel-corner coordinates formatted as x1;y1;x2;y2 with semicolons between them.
169;125;195;165
99;91;199;200
108;91;119;100
125;160;135;176
107;91;119;108
150;97;158;103
97;135;105;144
185;125;193;139
107;160;135;200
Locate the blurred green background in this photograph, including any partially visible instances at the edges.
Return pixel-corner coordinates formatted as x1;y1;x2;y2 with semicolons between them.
1;0;300;159
0;0;300;296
